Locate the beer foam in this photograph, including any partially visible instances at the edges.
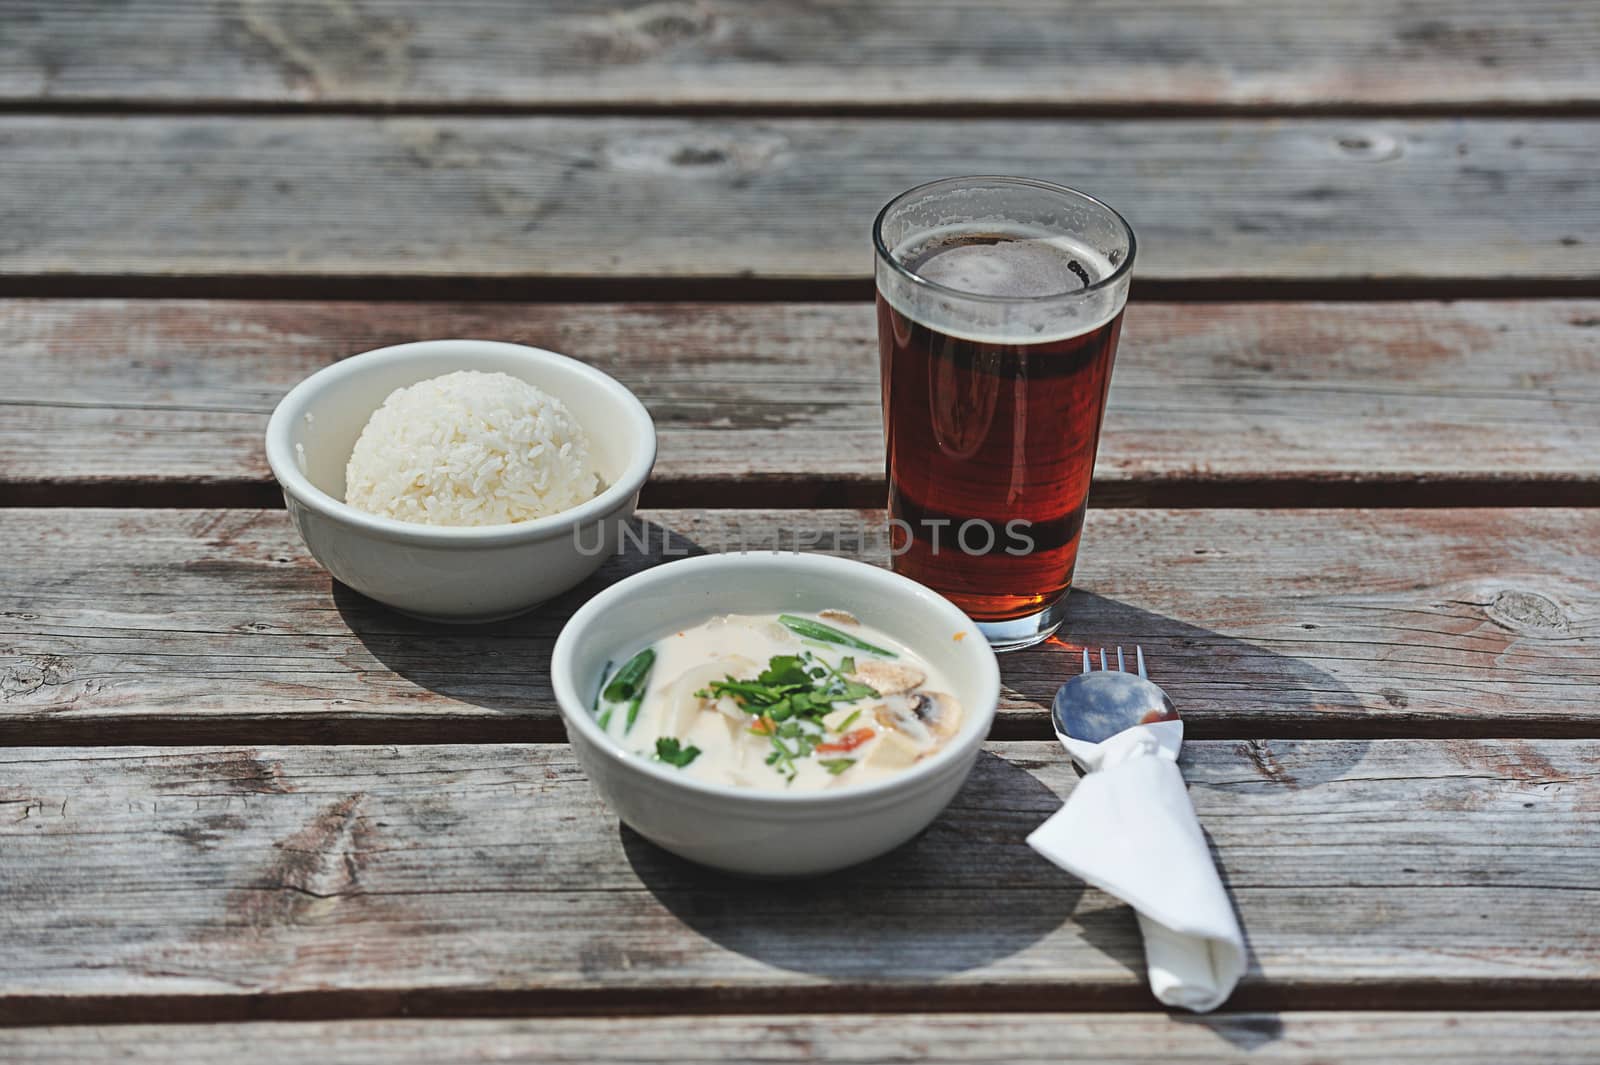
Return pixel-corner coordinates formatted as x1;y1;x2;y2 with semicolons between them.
910;235;1103;298
880;226;1128;345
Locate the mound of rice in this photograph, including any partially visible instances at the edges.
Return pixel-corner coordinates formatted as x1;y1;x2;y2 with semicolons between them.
344;370;604;526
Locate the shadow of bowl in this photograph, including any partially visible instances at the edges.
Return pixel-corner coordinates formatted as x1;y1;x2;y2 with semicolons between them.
621;750;1087;980
332;518;708;715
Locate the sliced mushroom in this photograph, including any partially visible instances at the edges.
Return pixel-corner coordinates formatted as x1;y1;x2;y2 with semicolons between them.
910;691;962;742
874;690;960;746
818;609;860;626
874;697;933;746
849;658;926;695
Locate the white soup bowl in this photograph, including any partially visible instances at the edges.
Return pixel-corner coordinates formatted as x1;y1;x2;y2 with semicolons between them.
551;551;1001;877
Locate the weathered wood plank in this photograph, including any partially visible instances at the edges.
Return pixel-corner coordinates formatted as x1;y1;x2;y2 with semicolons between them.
2;508;1596;744
3;299;1598;507
3;1;1598;111
7;1012;1600;1063
0;118;1595;287
2;740;1597;1021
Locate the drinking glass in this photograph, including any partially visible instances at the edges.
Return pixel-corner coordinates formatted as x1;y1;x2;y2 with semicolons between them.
873;176;1136;650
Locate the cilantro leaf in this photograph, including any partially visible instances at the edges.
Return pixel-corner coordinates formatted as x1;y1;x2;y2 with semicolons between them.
759;655;812;687
655;737;701;768
819;758;856;775
828;680;879;702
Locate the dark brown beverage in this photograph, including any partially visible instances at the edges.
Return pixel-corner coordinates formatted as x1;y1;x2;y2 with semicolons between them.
874;179;1134;651
876;286;1126;623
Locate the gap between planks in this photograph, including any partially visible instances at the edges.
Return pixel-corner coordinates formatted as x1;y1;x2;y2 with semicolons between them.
4;276;1600;304
14;717;1600;748
3;983;1599;1029
6;478;1599;512
7;100;1600;120
61;706;1600;744
10;697;1600;748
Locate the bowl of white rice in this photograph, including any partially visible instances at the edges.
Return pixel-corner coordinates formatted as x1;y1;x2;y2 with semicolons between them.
265;339;655;622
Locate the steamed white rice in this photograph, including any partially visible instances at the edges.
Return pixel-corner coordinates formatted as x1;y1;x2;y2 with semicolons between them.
344;370;604;526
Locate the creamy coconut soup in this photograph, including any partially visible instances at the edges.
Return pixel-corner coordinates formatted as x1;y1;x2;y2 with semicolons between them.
593;611;963;792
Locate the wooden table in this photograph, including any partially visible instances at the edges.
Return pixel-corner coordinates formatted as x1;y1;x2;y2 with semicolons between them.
2;3;1598;1060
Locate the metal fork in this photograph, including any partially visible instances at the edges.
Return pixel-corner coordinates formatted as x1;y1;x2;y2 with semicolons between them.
1055;645;1177;744
1081;644;1147;679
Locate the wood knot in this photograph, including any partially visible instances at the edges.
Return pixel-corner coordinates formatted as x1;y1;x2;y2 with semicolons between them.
1380;687;1410;709
671;145;728;166
1;654;69;700
1333;131;1402;162
584;2;722;63
1486;589;1569;635
604;131;788;178
1243;739;1298;788
224;0;415;94
234;793;371;930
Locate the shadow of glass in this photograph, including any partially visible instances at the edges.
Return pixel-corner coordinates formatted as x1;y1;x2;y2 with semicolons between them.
623;750;1085;980
332;518;706;713
1004;589;1373;786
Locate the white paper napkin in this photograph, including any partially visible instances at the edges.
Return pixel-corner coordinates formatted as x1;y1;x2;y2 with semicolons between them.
1026;719;1246;1012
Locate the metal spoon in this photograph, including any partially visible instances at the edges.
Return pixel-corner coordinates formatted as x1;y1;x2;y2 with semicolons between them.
1052;645;1179;744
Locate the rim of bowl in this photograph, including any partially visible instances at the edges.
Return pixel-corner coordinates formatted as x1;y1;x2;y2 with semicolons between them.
264;339;657;548
551;551;1002;809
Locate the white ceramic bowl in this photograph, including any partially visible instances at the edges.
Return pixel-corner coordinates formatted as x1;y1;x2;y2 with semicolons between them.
551;552;1001;877
265;339;656;623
